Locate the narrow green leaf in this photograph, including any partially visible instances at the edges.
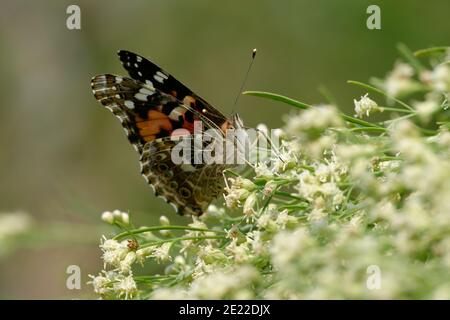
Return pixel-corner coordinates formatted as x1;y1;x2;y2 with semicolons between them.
243;91;311;110
414;46;449;57
245;90;383;129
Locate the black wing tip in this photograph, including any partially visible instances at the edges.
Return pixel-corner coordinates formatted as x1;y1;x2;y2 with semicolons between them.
117;49;138;57
117;50;131;60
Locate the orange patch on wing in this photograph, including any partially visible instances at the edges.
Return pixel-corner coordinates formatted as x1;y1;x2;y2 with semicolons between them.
135;110;173;141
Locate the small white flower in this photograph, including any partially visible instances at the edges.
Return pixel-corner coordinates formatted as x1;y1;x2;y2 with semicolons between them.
226;239;251;263
100;238;129;268
246;231;266;255
256;211;278;232
120;212;130;225
136;247;152;265
119;251;137;274
425;64;450;92
384;62;416;97
272;128;285;139
205;204;225;218
275;210;297;229
243;193;258;218
114;274;137;299
254;163;274;179
270;229;312;268
101;211;115;224
263;181;277;197
308;208;328;221
159;215;170;226
224;177;255;208
174;255;186;266
100;238;121;251
285;104;343;137
353;94;382;118
273;148;298;173
413;98;439;122
150;242;172;263
102;210;130;225
88;273;111;296
198;244;228;264
189;266;258;299
0;212;32;243
158;215;172;236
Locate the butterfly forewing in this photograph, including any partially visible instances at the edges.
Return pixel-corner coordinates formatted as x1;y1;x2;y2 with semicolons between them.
118;50;228;128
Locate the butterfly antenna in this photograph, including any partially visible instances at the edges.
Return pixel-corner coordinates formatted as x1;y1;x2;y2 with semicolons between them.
233;48;257;110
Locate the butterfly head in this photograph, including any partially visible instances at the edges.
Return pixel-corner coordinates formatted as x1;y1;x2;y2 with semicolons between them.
221;113;244;132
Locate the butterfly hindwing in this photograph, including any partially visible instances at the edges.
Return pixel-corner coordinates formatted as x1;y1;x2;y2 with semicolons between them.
140;138;226;216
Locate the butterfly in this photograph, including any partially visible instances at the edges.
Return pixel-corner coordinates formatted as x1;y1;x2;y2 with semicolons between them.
91;50;244;216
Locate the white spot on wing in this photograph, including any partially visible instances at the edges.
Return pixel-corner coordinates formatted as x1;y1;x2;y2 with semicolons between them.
156;71;169;79
157;195;167;202
169;202;179;213
180;164;196;172
139;87;154;96
169;106;186;120
135;93;148;101
154;75;164;83
136;56;142;62
124;100;135;109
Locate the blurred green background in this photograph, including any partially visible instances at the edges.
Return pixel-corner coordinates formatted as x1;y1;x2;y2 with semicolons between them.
0;0;449;299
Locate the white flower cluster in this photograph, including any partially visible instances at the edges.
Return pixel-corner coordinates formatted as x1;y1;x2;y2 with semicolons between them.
354;94;383;118
90;47;450;299
101;210;130;225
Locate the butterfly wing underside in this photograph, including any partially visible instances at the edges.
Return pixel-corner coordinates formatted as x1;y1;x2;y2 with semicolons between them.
91;51;231;215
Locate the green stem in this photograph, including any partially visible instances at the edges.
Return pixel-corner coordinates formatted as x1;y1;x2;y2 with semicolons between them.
341;114;384;128
113;226;226;241
381;106;414;114
139;235;225;248
381;113;417;124
274;191;304;201
350;127;387;133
